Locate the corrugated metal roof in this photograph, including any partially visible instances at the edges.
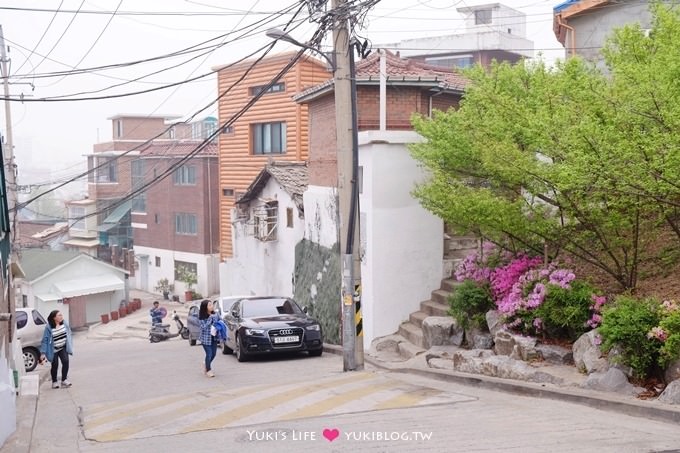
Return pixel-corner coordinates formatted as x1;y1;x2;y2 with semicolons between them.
19;249;81;281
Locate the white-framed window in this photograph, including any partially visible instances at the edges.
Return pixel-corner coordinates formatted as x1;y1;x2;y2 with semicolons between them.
173;165;196;185
69;206;86;230
175;213;197;235
95;157;118;183
116;119;123;138
252;122;286;155
131;160;146;212
252;201;278;241
250;82;285;96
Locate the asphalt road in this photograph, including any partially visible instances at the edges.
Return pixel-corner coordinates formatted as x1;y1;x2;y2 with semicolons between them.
15;329;680;453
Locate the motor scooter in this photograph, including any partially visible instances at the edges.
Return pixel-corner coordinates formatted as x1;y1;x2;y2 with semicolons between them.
149;311;190;343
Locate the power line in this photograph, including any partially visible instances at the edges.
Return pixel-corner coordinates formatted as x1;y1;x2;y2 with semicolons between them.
11;0;65;75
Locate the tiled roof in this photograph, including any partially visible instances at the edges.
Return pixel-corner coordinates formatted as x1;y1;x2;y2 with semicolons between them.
295;50;468;102
138;140;218;157
237;161;308;213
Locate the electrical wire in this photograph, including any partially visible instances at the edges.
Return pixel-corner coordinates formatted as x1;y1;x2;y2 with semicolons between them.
11;0;65;75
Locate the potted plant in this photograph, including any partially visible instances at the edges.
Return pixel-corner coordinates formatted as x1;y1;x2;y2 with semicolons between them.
155;278;174;300
177;268;198;302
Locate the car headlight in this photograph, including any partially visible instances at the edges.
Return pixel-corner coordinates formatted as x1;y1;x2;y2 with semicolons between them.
305;324;320;331
245;328;265;336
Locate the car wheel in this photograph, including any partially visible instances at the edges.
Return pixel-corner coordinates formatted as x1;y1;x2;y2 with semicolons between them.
189;338;197;346
23;348;39;372
222;341;233;355
235;335;249;362
309;348;323;357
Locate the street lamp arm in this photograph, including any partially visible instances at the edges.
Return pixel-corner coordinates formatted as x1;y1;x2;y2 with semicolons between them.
266;28;335;70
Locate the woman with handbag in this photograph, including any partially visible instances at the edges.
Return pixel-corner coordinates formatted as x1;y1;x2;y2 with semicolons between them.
198;299;220;377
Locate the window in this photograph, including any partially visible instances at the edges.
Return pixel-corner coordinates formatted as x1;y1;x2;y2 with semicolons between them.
155;256;161;267
175;213;197;235
95;157;118;183
252;122;286;155
173;165;196;185
474;8;492;25
169;127;176;139
131;160;146;212
222;188;234;197
116;120;123;138
222;125;234;135
249;82;285;96
174;261;197;281
287;207;293;228
69;206;86;230
154;213;160;224
252;201;278;241
425;55;474;70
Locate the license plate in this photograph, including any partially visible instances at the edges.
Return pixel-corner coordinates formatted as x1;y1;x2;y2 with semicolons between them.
273;335;299;344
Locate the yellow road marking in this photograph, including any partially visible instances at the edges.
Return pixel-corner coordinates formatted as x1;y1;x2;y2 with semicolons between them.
180;372;377;433
373;387;442;411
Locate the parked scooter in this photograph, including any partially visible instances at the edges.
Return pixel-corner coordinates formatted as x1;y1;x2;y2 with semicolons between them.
149;311;190;343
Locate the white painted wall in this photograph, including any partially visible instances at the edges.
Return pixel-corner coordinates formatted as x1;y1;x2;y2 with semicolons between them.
220;179;304;297
0;341;16;447
383;31;533;59
133;246;219;298
357;131;444;348
302;131;444;349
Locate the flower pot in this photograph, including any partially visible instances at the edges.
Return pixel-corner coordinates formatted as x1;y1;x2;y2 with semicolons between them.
111;311;119;321
100;314;109;324
185;291;192;302
119;307;127;318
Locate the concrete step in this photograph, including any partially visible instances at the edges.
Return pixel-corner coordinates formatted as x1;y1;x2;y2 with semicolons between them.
431;289;452;305
441;278;461;293
420;299;449;317
397;322;425;348
447;236;479;250
409;311;428;328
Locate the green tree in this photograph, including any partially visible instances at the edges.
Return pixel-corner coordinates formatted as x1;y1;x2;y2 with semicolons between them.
411;4;680;290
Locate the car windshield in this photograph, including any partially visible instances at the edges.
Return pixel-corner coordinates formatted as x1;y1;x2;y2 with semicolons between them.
242;298;303;318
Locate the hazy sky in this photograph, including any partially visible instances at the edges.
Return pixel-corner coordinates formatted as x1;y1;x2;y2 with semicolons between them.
0;0;563;194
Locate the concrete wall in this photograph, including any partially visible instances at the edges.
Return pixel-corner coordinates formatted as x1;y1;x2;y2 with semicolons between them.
220;181;303;298
358;131;443;347
0;339;16;447
568;2;653;67
133;245;219;297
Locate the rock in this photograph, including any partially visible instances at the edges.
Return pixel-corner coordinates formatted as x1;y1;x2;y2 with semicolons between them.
514;336;539;361
472;332;494;350
452;350;563;384
427;357;453;370
580;368;637;395
494;331;515;356
664;358;680;383
486;310;504;336
658;379;680;405
536;344;574;365
607;346;633;377
422;317;464;348
573;330;608;374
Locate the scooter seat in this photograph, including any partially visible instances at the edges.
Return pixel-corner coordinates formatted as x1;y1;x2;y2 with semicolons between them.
155;323;170;328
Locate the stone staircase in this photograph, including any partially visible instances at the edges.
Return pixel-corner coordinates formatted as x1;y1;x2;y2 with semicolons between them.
397;278;460;349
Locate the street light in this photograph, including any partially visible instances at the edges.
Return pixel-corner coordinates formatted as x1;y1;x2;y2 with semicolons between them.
265;28;335;70
267;23;364;371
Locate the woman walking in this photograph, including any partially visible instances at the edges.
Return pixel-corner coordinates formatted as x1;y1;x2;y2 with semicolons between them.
40;310;73;389
198;299;220;377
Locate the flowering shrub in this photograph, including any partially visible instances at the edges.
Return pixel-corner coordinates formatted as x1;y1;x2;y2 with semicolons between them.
598;296;662;379
454;245;604;340
448;280;494;331
648;300;680;368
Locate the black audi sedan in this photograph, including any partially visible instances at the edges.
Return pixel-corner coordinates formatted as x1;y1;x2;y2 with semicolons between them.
221;296;323;362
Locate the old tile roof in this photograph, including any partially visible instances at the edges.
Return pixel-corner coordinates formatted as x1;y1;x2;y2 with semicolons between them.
138;140;218;157
17;221;68;249
237;161;308;214
294;50;468;103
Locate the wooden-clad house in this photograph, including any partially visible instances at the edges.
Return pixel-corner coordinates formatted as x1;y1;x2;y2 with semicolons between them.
213;52;331;259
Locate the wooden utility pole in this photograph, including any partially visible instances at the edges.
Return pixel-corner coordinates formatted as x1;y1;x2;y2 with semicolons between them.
332;0;363;371
0;25;17;240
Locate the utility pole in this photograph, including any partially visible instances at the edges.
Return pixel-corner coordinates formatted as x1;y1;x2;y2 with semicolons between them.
0;25;17;243
332;0;363;371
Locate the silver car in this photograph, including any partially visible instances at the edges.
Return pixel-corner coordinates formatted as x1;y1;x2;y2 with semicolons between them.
16;308;48;372
186;296;250;346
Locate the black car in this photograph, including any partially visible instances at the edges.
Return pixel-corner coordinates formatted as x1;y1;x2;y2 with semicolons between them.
222;296;323;362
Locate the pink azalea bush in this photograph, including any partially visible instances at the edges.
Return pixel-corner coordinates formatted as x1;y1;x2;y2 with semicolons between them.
454;243;605;339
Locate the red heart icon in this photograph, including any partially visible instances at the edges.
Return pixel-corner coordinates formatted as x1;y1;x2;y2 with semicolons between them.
322;428;340;442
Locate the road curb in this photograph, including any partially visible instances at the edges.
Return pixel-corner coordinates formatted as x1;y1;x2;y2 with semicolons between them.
364;354;680;424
